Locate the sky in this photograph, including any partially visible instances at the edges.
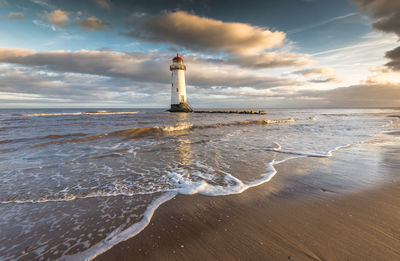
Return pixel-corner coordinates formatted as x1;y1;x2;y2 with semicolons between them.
0;0;399;108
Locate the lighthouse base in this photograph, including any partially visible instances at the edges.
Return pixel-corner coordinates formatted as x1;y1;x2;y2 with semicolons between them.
168;103;193;112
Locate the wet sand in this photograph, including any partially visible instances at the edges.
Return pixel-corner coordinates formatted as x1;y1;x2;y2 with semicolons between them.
96;137;400;261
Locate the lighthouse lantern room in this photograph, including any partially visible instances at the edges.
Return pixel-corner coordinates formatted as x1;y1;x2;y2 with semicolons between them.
169;53;193;112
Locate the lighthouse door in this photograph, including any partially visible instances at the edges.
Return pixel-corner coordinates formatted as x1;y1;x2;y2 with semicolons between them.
180;95;185;103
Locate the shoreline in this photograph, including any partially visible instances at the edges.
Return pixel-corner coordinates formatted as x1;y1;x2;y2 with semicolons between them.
95;134;400;260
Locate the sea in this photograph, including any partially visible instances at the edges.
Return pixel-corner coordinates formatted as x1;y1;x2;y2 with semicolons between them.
0;108;399;260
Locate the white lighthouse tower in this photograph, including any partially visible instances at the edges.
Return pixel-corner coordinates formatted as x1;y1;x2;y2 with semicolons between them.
169;53;193;112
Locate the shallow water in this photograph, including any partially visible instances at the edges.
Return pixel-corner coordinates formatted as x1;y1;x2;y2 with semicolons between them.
0;108;399;260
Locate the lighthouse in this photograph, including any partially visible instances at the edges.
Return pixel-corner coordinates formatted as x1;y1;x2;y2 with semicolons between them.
169;53;193;112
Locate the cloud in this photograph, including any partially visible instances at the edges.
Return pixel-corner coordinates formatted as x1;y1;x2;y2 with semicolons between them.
189;69;302;89
0;47;302;89
0;47;303;98
352;0;400;35
124;11;313;69
94;0;111;9
182;52;312;70
33;19;56;31
292;67;332;77
210;82;400;108
80;16;110;31
4;12;25;20
187;82;400;108
1;47;398;108
130;12;147;19
0;63;302;108
30;0;54;9
0;47;165;82
295;83;400;107
307;78;339;83
287;12;359;34
125;11;285;56
385;46;400;70
227;52;312;69
291;67;341;83
0;0;8;7
44;9;69;27
366;65;400;84
0;47;36;59
352;0;400;70
0;66;167;107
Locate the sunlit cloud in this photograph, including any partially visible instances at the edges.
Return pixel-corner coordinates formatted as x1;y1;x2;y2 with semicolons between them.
123;11;313;69
291;67;341;83
124;11;285;55
80;16;110;31
3;12;25;20
43;9;69;27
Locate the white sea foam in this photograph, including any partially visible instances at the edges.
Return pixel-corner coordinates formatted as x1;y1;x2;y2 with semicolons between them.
266;142;352;158
0;189;165;205
161;123;193;132
64;192;177;261
0;134;357;260
63;153;309;261
168;156;304;197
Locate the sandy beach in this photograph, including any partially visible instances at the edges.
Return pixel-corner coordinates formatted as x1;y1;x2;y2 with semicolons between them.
96;134;400;261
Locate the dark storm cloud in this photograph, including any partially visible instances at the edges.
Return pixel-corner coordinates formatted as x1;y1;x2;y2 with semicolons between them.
352;0;400;35
352;0;400;70
385;46;400;71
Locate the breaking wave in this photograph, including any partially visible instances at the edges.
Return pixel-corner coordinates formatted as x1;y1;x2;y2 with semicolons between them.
32;118;294;148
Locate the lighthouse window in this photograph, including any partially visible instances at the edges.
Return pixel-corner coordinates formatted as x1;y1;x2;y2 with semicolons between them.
176;88;178;92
